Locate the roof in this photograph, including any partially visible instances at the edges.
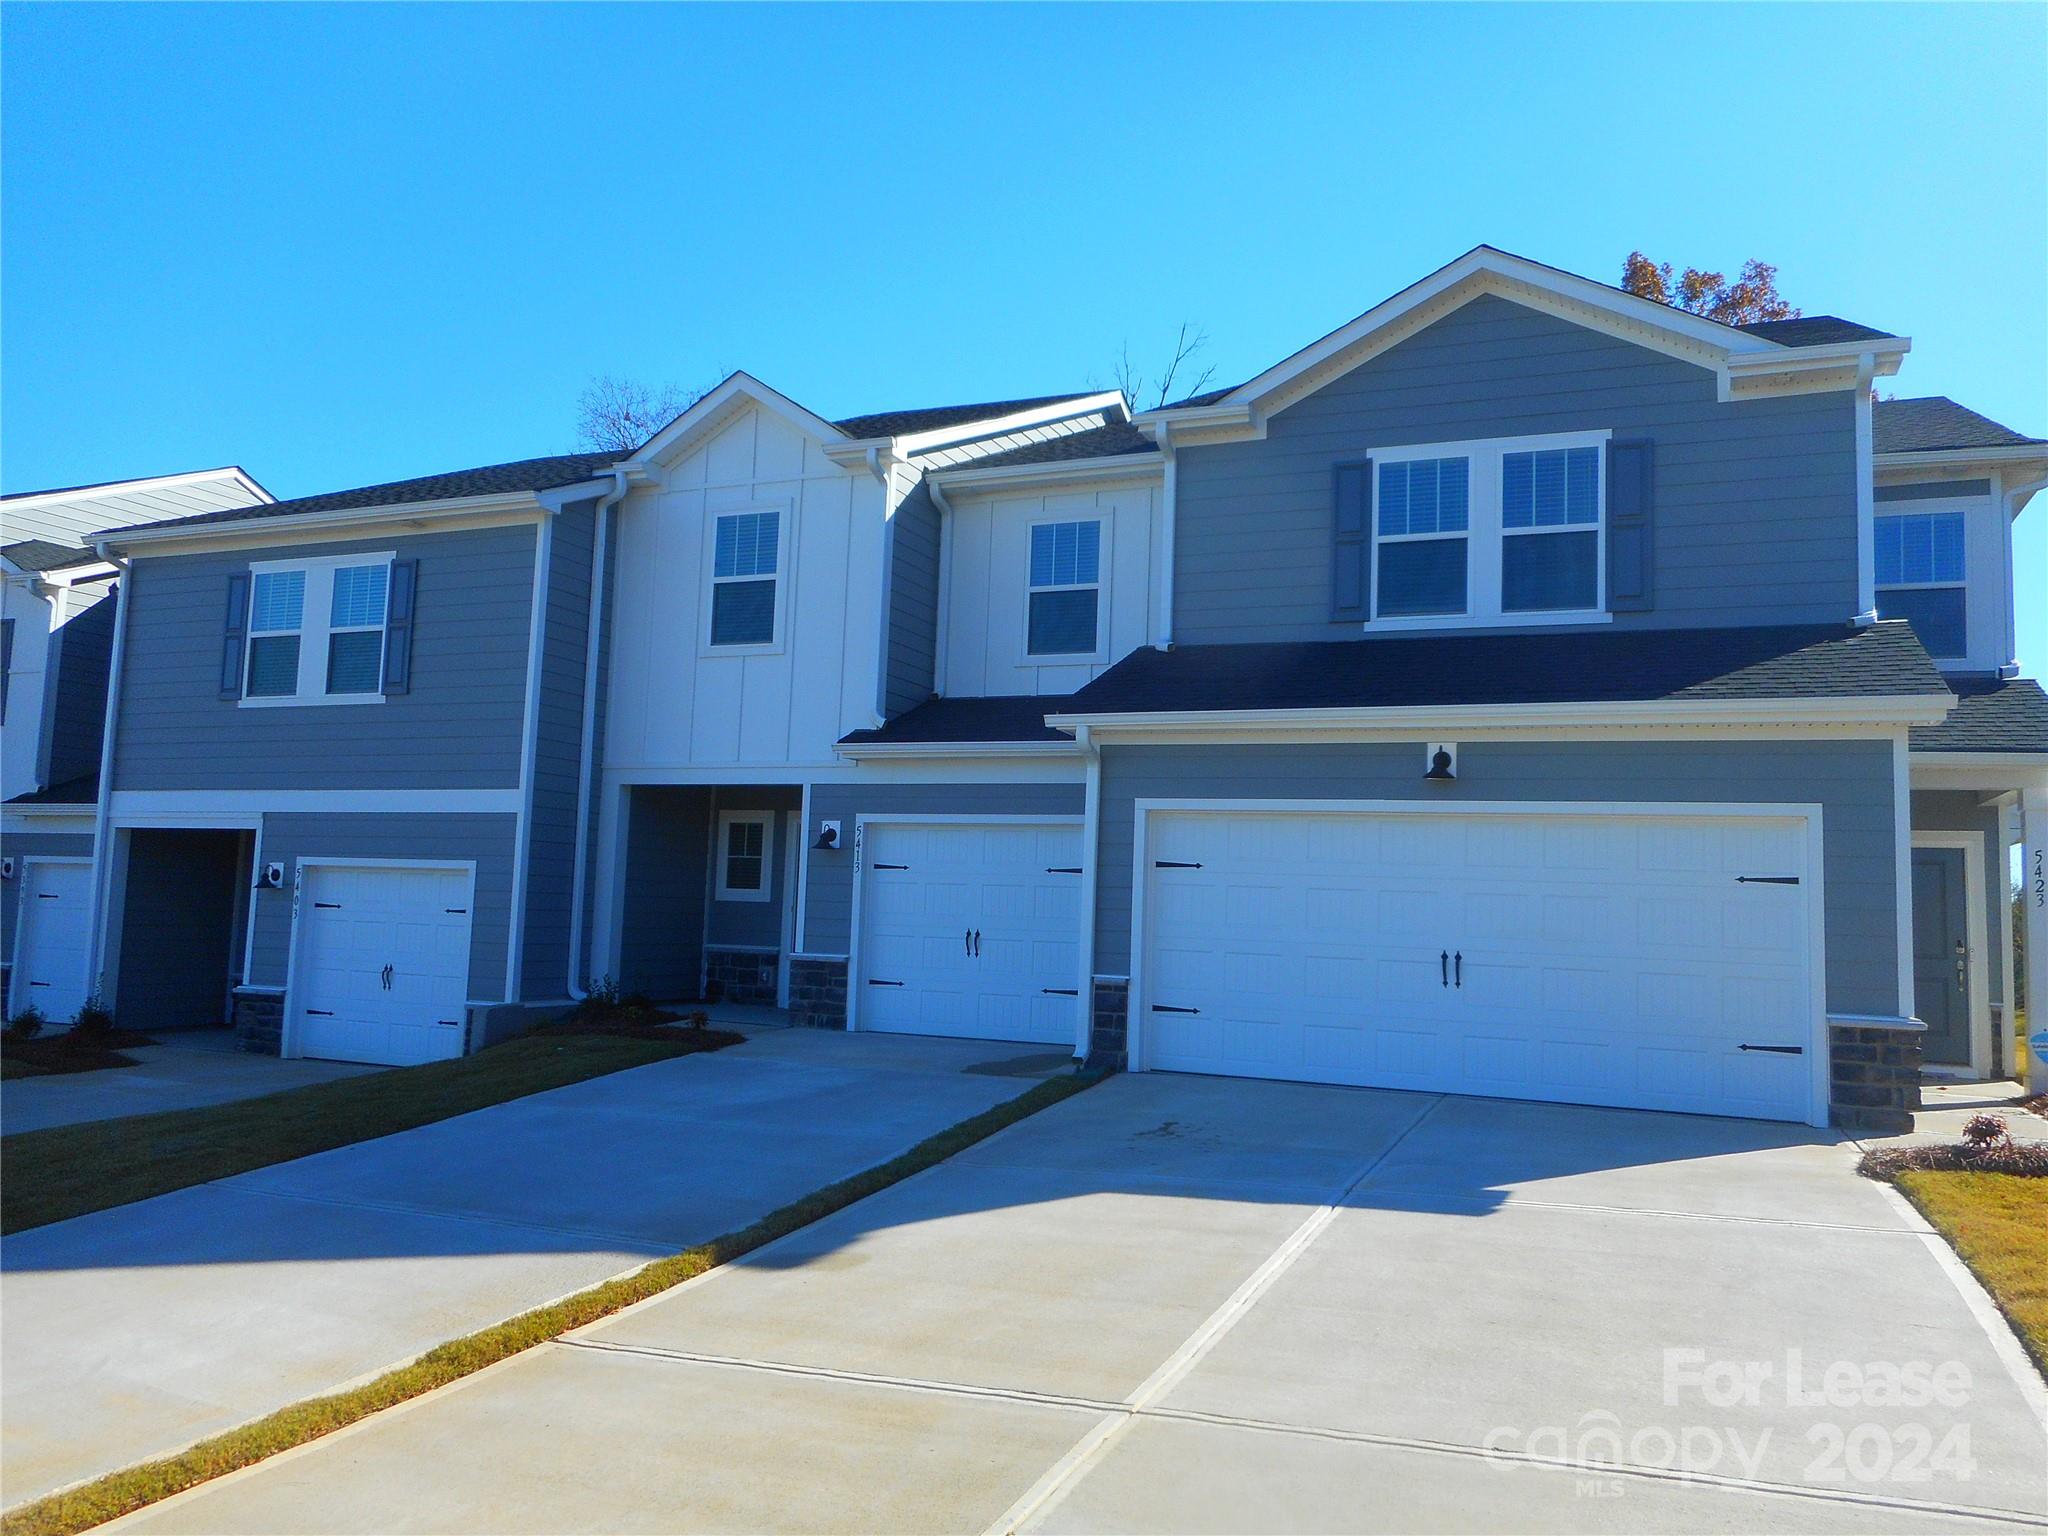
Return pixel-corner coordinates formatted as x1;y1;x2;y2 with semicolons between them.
1;538;103;573
100;452;628;538
4;771;99;807
839;695;1070;748
952;420;1158;471
1054;621;1948;718
1735;316;1897;346
1910;676;2048;754
1;467;265;503
832;393;1097;440
1875;397;2046;456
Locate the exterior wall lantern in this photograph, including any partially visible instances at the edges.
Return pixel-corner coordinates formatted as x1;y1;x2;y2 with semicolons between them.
813;820;842;851
1424;743;1458;782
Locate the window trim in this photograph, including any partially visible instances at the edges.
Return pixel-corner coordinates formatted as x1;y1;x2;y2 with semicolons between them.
700;502;790;657
714;811;773;902
238;550;395;709
1364;430;1612;632
1874;506;1969;660
1021;514;1108;664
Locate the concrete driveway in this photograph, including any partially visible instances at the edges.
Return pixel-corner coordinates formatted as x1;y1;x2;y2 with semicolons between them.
2;1029;1065;1510
111;1072;2047;1535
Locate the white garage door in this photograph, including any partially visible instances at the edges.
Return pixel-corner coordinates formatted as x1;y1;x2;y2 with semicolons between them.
11;860;93;1024
293;864;473;1066
857;821;1082;1046
1140;808;1818;1122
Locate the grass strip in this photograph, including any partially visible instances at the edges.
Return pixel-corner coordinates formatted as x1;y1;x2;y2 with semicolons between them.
1892;1169;2048;1380
1;1068;1099;1536
2;1032;742;1235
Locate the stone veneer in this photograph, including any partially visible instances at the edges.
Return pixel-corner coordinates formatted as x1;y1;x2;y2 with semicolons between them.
704;947;780;1007
788;955;848;1030
233;986;285;1055
1085;977;1129;1072
1828;1020;1923;1134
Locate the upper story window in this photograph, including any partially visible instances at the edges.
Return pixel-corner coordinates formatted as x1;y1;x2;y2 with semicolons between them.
240;554;393;705
715;811;771;901
709;510;780;648
1027;519;1101;656
1369;431;1608;628
1875;510;1966;658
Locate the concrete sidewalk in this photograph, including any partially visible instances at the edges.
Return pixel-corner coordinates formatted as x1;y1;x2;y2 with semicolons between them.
110;1075;2048;1535
2;1029;1066;1509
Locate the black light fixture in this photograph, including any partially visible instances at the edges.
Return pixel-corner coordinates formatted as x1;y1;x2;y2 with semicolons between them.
1424;743;1457;781
813;821;841;851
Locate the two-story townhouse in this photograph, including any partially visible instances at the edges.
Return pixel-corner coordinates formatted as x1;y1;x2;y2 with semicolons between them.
3;467;272;1022
78;247;2047;1135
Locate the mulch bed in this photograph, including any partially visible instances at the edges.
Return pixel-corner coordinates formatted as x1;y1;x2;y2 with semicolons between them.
1;1030;158;1078
1860;1139;2048;1181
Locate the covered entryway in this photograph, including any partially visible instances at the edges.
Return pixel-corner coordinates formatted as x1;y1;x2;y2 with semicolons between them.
9;859;92;1023
289;863;473;1065
1135;805;1822;1123
855;819;1082;1045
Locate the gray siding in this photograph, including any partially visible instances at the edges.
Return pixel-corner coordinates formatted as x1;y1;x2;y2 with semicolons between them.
40;592;116;787
114;828;246;1032
1911;790;2007;1007
1173;295;1860;644
704;789;800;949
1094;739;1899;1017
0;831;93;963
618;787;710;998
884;477;941;718
248;813;517;1001
113;525;536;791
802;780;1087;954
521;500;597;1001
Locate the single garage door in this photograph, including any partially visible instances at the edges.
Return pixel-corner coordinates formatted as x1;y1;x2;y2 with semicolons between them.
857;821;1082;1045
11;860;93;1024
1139;808;1818;1122
292;864;473;1065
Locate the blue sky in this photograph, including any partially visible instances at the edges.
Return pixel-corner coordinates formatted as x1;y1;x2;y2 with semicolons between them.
4;3;2043;665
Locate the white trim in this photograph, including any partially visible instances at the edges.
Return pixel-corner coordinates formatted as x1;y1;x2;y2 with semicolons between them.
1893;735;1915;1023
238;552;396;706
565;469;627;999
108;789;521;817
794;780;814;955
5;466;271;518
240;818;265;986
1909;751;2048;788
895;392;1128;457
927;456;1165;496
96;497;546;555
2;809;96;829
834;739;1081;761
626;372;849;473
1876;445;2048;471
846;813;1086;1038
280;857;480;1060
85;553;131;996
1047;694;1957;736
700;501;791;657
504;515;552;1003
713;810;774;902
1855;375;1878;621
7;855;93;1021
1124;797;1831;1127
1076;725;1101;1057
777;807;799;1008
1155;428;1177;650
1911;830;1992;1079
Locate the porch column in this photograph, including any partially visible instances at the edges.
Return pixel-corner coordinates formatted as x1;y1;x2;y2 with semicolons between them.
2025;787;2048;1096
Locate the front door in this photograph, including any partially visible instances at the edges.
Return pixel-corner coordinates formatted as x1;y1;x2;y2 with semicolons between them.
1911;846;1971;1067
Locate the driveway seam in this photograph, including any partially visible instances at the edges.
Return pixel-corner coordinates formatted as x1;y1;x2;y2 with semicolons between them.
223;1183;677;1254
1354;1186;1930;1236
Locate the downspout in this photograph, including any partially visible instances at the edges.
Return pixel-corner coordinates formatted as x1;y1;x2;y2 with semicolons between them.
927;476;955;696
503;507;557;1005
565;468;630;1000
84;544;131;999
866;446;894;727
1999;474;2046;677
1075;722;1100;1061
1154;425;1177;650
1852;354;1878;625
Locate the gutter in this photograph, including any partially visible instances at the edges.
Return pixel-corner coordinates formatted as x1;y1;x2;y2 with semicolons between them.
90;490;553;554
1074;723;1100;1060
564;469;632;1001
502;507;557;1004
83;545;132;998
1044;694;1960;735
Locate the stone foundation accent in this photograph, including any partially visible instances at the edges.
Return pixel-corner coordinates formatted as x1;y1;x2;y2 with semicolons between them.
233;987;285;1056
1085;977;1129;1073
1829;1020;1923;1134
788;955;848;1029
704;947;781;1007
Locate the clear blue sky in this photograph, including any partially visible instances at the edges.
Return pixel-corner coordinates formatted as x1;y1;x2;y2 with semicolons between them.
5;3;2043;665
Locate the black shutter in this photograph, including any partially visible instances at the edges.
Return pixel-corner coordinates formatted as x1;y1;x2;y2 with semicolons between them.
1332;459;1373;621
1606;438;1654;613
219;572;249;698
383;559;417;694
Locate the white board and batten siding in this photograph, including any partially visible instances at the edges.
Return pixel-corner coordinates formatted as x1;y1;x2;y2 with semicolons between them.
605;406;887;771
941;480;1162;697
1133;804;1826;1124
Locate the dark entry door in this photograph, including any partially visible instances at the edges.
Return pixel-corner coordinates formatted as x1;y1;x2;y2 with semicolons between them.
1911;846;1970;1067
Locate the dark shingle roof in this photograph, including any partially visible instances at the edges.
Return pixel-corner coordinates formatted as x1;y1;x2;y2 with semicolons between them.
100;452;628;537
839;696;1070;748
956;421;1158;471
833;393;1097;439
4;771;99;807
1055;622;1947;717
1736;316;1897;346
1;539;101;573
1910;677;2048;754
1160;384;1240;410
1874;397;2046;456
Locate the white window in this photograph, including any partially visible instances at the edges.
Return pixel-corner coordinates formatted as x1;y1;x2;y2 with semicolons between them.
1027;519;1101;656
242;553;393;704
1369;431;1608;628
709;510;780;648
1875;510;1966;658
715;812;772;901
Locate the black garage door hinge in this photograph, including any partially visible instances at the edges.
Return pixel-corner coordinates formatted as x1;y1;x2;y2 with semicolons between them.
1151;1003;1200;1014
1735;875;1800;885
313;901;342;909
305;1008;335;1017
872;863;910;871
1738;1043;1804;1054
1041;987;1078;996
866;978;904;987
1153;860;1203;869
1045;867;1083;874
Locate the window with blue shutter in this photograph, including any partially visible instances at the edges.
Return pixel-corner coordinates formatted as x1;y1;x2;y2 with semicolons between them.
1374;457;1469;617
233;555;399;701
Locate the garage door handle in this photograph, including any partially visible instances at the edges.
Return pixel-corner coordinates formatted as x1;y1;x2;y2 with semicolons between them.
1151;1003;1200;1015
1454;951;1462;989
1736;875;1800;885
1441;951;1449;987
1738;1043;1803;1054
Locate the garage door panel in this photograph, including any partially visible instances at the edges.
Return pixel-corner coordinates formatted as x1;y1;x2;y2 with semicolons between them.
15;863;94;1023
294;866;471;1066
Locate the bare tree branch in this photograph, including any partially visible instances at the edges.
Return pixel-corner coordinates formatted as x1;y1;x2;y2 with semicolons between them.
574;375;718;454
1112;323;1218;411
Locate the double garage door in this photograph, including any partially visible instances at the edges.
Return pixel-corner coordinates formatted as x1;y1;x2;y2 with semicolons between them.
1139;808;1820;1123
292;864;473;1066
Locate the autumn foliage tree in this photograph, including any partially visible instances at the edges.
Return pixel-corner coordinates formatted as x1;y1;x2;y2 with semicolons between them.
1621;252;1800;325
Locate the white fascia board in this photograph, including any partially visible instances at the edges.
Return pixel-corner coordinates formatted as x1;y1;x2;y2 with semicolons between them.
1876;446;2048;473
1909;752;2048;790
834;739;1081;761
3;466;274;516
894;392;1129;457
623;372;849;472
93;495;546;556
1046;694;1959;736
926;454;1165;494
1723;339;1910;388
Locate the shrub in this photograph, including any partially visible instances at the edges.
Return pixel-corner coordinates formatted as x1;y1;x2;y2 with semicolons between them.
683;1010;710;1031
7;1005;47;1041
583;975;622;1009
70;993;116;1042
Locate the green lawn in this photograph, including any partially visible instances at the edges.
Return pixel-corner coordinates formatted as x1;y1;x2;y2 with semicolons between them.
1;1031;737;1235
1896;1170;2048;1376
